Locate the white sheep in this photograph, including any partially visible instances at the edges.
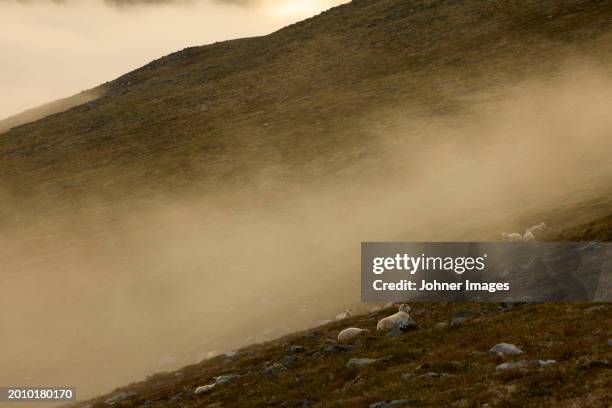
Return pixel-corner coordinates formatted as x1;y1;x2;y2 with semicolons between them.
337;327;368;342
335;309;352;321
194;384;216;395
526;222;547;236
522;230;535;242
376;304;411;331
502;232;523;242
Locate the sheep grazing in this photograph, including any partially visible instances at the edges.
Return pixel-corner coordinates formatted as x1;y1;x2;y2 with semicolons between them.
338;327;368;342
336;309;353;321
522;230;535;242
377;304;412;331
526;222;547;236
501;232;523;242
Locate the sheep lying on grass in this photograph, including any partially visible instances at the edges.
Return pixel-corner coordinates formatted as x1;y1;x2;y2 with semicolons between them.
338;327;368;342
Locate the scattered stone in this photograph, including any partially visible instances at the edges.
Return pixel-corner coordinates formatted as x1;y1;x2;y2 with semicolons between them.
452;310;479;319
194;384;216;395
496;360;557;371
105;391;138;405
579;360;611;370
499;302;525;312
489;343;523;356
496;361;529;371
537;360;558;368
304;331;321;340
370;400;408;408
287;345;307;354
608;339;612;347
377;355;394;363
263;362;287;377
583;305;607;313
435;322;448;330
323;344;354;354
450;317;466;327
224;351;237;358
280;355;300;366
346;358;378;368
419;372;453;378
213;374;239;384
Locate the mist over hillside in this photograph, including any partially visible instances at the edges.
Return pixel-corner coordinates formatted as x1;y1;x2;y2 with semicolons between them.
0;0;611;401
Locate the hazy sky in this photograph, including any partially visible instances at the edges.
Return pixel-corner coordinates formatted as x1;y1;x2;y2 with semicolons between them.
0;0;345;119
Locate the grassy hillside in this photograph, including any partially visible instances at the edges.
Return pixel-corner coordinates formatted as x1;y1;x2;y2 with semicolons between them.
0;89;103;135
2;0;612;217
2;0;611;404
69;279;611;407
69;305;612;407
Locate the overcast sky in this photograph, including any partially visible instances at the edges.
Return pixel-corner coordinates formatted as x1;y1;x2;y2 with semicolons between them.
0;0;345;119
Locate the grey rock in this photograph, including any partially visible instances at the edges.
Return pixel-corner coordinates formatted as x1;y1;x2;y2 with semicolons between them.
579;359;611;370
213;374;239;384
489;343;523;356
324;344;354;354
496;361;529;371
452;310;479;319
500;302;525;311
287;345;307;354
537;360;558;367
304;331;321;340
280;355;300;366
496;360;557;371
170;393;183;401
584;305;607;313
346;358;378;368
263;362;287;378
435;322;448;330
369;399;409;408
419;372;453;378
104;391;138;405
401;372;413;380
450;317;466;327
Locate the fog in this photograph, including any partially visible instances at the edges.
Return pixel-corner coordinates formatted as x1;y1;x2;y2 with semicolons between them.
0;0;345;119
0;61;611;400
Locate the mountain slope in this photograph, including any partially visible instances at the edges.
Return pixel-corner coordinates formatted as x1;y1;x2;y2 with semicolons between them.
71;302;612;407
0;89;103;135
2;0;612;215
1;0;611;402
